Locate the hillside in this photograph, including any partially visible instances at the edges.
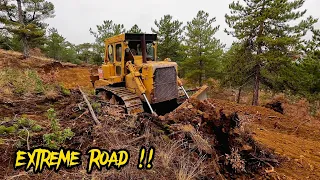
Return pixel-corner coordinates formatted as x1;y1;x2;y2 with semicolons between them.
0;49;319;179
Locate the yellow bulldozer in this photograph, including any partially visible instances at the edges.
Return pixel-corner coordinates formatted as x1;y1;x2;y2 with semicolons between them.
90;33;207;115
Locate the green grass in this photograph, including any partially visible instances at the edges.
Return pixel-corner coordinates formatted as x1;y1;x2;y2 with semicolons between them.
0;68;56;95
60;85;71;96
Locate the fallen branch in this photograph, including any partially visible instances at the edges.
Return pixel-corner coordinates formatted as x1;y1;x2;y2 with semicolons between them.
23;128;30;151
74;110;89;121
79;87;101;126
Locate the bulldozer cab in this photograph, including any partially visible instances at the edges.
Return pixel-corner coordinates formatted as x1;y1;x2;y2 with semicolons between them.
92;33;163;87
103;34;157;77
94;34;157;85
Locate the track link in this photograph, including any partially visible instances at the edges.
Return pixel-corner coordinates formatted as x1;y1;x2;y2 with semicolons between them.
96;86;144;114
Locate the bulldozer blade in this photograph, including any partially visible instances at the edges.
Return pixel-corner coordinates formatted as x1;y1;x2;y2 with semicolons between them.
189;85;208;101
172;85;209;113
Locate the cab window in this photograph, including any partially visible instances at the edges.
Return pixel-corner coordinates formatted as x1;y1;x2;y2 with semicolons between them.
116;44;122;62
108;45;114;62
147;43;155;60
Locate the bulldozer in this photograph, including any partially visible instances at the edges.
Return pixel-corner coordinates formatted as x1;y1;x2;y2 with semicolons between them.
90;33;207;115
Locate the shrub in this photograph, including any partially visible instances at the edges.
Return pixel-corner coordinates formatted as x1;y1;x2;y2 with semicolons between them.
92;102;101;113
18;117;35;128
0;116;43;148
31;125;42;132
43;108;74;149
0;125;17;134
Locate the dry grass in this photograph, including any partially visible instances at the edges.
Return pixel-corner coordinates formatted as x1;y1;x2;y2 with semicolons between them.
179;124;213;154
44;89;59;100
158;140;182;168
175;154;206;180
0;68;57;97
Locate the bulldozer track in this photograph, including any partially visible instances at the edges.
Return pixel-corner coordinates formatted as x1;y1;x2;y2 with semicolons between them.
95;86;144;114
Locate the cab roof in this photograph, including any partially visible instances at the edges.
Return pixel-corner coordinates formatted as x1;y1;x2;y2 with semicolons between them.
105;33;157;44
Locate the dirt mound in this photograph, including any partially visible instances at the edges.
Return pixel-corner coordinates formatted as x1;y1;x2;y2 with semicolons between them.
163;99;279;178
0;49;80;70
41;61;64;73
0;49;96;92
0;49;53;69
29;48;46;57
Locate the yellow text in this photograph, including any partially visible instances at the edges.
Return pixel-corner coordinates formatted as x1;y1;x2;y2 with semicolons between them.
86;148;130;173
14;148;81;173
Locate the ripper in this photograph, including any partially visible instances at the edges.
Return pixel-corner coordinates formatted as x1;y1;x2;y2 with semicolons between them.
14;148;81;173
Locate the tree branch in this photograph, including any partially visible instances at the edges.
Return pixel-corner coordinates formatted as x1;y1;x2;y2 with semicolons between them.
79;87;101;126
3;1;17;22
28;1;37;23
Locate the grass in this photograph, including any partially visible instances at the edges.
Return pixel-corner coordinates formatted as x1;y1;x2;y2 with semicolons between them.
158;141;182;168
60;85;71;96
175;155;206;180
0;68;56;96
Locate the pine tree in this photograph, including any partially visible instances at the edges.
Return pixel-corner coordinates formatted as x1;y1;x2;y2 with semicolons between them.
300;28;320;96
183;10;224;86
76;43;94;63
89;20;125;56
0;30;13;50
44;28;79;64
127;24;142;33
221;42;255;103
225;0;317;105
60;41;79;64
151;15;184;62
44;28;65;60
0;0;55;58
305;28;320;58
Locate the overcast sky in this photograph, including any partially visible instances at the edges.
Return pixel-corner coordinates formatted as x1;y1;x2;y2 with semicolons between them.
46;0;320;48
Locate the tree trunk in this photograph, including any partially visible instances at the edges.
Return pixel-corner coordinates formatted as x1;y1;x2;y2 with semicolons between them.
237;86;242;104
199;59;203;86
198;35;203;86
252;20;264;106
22;36;29;58
252;64;260;106
17;0;29;59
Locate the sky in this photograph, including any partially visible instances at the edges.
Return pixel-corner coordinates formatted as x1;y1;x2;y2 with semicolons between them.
46;0;320;48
